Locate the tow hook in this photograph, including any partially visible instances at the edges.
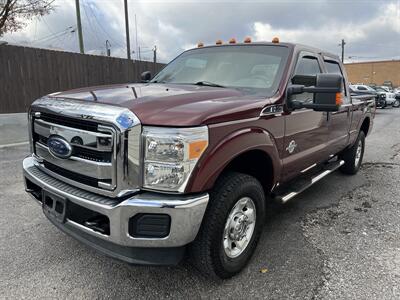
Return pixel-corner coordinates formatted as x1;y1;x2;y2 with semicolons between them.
84;216;110;235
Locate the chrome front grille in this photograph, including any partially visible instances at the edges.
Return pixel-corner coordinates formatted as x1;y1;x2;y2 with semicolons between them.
29;97;142;198
33;115;117;191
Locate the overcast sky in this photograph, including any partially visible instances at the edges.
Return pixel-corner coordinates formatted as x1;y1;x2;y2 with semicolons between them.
2;0;399;63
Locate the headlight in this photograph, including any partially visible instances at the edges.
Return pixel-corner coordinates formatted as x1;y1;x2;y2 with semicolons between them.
142;126;208;192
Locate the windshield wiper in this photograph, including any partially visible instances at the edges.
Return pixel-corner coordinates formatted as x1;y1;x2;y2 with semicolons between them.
194;81;225;88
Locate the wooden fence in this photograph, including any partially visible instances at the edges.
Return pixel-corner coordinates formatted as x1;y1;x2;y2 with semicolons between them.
0;44;165;113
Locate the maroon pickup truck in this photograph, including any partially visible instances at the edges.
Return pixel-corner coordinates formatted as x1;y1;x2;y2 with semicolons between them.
23;39;375;279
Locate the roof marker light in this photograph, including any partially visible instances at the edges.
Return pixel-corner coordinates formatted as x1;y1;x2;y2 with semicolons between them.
272;37;280;43
229;38;236;44
216;39;223;45
197;42;204;47
244;36;252;43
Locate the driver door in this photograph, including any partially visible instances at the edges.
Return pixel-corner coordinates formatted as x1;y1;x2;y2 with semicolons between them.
282;52;330;182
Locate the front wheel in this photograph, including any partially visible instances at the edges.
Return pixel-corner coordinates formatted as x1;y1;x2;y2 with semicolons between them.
189;172;265;279
340;131;365;175
393;99;400;108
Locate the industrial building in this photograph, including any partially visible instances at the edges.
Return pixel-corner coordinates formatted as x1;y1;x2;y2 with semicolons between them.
344;60;400;87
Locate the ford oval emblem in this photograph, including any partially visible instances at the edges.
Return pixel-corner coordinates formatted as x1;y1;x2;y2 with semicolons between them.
47;136;73;159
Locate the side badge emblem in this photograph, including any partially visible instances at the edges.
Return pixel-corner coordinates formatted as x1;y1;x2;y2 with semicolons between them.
286;140;297;154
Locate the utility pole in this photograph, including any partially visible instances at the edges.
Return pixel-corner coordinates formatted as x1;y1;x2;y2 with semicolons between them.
340;39;346;63
135;14;138;61
124;0;131;59
153;45;157;64
153;45;157;73
75;0;84;54
106;40;111;57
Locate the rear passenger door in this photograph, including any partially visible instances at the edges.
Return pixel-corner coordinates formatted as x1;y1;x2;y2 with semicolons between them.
323;59;351;153
282;52;330;181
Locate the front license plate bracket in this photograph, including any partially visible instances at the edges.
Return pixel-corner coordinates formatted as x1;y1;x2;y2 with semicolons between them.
42;190;67;223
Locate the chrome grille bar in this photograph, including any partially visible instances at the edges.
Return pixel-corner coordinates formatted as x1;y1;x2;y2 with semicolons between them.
34;119;113;152
35;143;112;179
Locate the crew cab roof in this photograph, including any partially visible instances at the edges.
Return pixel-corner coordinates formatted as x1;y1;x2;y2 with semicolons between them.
188;41;340;61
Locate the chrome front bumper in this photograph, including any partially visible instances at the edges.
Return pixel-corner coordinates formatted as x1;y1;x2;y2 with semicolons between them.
23;156;208;253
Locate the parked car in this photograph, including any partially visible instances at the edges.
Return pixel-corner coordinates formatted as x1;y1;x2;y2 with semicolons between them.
379;85;393;93
372;86;397;108
22;40;375;279
383;81;393;90
394;88;400;107
394;87;400;101
349;84;381;106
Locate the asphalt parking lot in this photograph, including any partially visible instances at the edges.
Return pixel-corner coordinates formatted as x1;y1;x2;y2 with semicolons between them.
1;108;399;299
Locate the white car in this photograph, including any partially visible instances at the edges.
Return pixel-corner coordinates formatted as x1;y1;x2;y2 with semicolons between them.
374;86;398;107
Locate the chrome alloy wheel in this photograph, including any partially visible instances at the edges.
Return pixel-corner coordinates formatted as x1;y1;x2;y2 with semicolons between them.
355;140;363;167
223;197;256;258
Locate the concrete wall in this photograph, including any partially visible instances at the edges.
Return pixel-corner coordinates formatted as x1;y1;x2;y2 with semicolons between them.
344;60;400;87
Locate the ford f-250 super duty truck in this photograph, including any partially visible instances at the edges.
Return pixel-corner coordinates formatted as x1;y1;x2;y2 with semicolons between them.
23;39;375;279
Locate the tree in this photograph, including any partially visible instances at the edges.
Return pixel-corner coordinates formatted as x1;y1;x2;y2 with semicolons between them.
0;0;54;36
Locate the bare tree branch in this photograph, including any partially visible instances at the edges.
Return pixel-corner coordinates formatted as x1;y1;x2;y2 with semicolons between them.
0;0;54;36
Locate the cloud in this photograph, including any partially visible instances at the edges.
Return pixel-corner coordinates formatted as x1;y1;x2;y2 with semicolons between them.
2;0;399;63
253;1;400;61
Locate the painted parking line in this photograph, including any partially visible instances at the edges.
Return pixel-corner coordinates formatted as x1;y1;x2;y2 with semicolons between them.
0;141;29;149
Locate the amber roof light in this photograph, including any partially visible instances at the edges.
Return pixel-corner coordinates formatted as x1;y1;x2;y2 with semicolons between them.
216;39;223;45
272;37;280;43
244;36;252;43
229;38;237;44
197;42;204;47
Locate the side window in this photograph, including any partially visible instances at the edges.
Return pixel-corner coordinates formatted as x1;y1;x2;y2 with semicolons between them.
295;56;321;77
291;55;321;103
324;60;350;103
358;86;367;91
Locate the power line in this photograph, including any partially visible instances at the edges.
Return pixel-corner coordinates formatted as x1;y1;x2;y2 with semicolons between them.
31;26;74;44
82;1;103;50
85;2;125;48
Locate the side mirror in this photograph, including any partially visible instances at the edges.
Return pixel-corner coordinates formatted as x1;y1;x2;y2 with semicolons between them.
141;71;152;82
288;73;343;112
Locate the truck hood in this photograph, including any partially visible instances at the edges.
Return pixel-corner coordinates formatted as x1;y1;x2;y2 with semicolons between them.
49;83;271;126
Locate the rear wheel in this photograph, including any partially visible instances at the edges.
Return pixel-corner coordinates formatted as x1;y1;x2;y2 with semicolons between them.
189;172;265;279
340;131;365;175
393;99;400;108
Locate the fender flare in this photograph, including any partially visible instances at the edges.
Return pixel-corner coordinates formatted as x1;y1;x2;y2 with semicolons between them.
185;127;281;193
349;104;373;146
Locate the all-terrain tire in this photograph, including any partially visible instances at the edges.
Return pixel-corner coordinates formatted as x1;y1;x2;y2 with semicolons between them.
189;172;266;279
340;131;365;175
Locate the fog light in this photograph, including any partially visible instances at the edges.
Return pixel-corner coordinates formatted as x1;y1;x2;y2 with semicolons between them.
129;214;171;238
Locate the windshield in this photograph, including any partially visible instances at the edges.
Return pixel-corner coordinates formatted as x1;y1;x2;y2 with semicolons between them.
151;45;290;96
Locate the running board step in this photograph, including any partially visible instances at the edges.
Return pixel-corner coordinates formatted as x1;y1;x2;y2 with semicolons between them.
272;160;344;204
